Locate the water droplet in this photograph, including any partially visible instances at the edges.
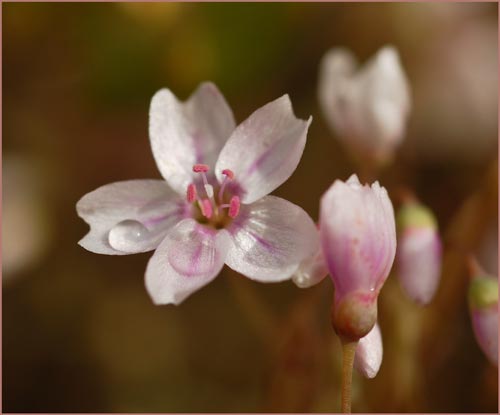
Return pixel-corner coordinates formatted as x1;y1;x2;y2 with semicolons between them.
109;220;150;252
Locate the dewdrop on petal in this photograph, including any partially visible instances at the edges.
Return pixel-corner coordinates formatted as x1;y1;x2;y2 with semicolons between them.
467;260;498;366
396;201;442;305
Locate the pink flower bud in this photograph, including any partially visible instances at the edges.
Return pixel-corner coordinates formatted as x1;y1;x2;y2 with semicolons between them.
354;323;383;378
468;274;498;366
396;202;442;305
318;46;411;164
320;174;396;340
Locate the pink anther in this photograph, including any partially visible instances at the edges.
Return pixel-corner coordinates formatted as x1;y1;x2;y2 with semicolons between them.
228;196;240;218
222;169;234;180
187;183;197;203
193;164;209;173
200;198;213;219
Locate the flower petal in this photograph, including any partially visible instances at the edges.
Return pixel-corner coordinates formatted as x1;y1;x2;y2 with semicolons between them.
76;180;184;255
145;219;231;305
225;196;318;282
215;95;311;204
292;246;329;288
354;323;383;378
149;82;236;194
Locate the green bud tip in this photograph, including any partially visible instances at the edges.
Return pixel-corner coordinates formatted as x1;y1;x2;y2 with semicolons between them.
397;203;437;231
468;276;498;310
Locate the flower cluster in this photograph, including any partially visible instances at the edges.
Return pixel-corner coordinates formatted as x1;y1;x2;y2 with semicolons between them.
77;45;452;390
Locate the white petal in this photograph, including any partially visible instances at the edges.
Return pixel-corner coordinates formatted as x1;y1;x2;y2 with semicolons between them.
215;95;311;204
292;248;329;288
145;219;231;305
76;180;183;255
354;323;383;378
225;196;318;282
397;228;442;305
149;82;236;194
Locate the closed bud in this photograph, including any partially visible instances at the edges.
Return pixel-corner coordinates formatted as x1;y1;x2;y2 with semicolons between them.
468;273;498;366
318;46;411;165
396;202;442;305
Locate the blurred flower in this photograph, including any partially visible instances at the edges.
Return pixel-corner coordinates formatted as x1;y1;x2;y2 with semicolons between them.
3;154;53;280
77;82;317;305
396;201;442;305
354;323;383;379
318;46;411;165
467;260;498;366
320;174;396;340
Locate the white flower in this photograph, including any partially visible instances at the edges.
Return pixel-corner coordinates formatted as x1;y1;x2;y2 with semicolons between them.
318;46;411;163
77;82;318;305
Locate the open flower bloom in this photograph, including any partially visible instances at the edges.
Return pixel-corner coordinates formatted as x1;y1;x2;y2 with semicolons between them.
354;323;383;379
396;202;442;305
318;46;411;164
77;82;318;305
320;174;396;340
468;272;498;366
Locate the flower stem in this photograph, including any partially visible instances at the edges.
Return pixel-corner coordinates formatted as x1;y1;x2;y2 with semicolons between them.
340;339;358;413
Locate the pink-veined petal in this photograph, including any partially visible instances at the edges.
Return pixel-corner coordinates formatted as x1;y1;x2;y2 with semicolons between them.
76;180;184;255
215;95;312;204
320;174;396;301
354;323;383;378
149;82;236;194
225;196;318;282
145;219;231;305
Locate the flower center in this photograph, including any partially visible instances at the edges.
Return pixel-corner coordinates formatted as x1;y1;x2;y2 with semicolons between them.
186;164;241;229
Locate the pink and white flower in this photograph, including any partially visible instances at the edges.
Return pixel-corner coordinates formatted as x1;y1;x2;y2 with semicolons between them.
318;46;411;164
319;174;396;340
77;82;318;305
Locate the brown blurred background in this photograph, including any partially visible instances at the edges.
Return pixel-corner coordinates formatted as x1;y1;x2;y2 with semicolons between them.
2;3;498;412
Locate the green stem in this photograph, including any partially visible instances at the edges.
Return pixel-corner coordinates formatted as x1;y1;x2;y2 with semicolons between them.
340;339;358;413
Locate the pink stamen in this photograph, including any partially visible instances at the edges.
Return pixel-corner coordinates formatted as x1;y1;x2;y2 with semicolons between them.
222;169;234;180
218;169;235;202
228;196;240;218
187;183;197;203
200;198;213;219
193;164;209;173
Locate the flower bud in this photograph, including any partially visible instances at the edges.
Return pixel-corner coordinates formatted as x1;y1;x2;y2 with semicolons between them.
354;323;383;378
396;202;442;305
320;174;396;341
468;274;498;366
318;46;411;165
